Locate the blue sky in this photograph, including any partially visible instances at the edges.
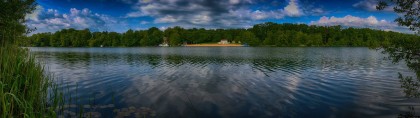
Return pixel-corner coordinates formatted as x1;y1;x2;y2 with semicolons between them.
25;0;412;34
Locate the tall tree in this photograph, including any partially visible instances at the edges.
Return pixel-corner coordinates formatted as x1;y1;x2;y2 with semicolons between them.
109;32;121;47
0;0;36;45
140;32;149;46
122;29;137;47
378;0;420;33
378;0;420;98
148;27;163;46
240;30;260;46
21;22;420;49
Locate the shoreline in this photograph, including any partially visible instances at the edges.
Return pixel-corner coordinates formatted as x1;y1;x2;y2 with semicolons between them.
184;44;244;47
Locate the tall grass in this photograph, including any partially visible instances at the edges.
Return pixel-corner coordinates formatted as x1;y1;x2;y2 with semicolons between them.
0;45;61;117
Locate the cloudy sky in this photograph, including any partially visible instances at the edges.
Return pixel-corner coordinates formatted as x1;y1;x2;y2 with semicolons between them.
25;0;412;34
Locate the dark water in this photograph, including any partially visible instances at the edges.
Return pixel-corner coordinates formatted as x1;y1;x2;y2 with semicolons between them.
30;47;419;118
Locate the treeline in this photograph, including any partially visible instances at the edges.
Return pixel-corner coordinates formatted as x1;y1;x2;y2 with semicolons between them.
19;22;420;47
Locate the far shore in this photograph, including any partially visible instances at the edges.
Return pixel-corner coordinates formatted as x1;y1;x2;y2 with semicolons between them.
184;44;244;47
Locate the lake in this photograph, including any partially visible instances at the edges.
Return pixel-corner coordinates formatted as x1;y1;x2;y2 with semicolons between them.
29;47;418;118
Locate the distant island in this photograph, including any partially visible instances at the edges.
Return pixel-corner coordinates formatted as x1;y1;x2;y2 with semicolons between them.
19;22;419;47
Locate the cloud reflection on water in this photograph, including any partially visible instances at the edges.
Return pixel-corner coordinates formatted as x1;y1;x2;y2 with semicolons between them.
30;47;419;117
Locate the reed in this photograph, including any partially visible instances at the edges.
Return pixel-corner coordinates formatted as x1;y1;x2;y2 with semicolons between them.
0;45;61;117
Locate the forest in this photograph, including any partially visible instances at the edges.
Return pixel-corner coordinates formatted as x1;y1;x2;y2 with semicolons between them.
19;22;420;47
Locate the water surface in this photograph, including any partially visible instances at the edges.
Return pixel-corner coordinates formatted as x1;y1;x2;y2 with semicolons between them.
30;47;419;118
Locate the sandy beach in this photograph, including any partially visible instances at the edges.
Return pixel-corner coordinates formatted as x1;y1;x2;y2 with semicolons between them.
184;44;244;47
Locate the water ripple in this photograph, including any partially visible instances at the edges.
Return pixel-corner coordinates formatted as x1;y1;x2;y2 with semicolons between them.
29;47;419;118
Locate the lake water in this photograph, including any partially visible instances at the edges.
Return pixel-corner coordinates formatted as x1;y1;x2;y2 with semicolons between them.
29;47;419;118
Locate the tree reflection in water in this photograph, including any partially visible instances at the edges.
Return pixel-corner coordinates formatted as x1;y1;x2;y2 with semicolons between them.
381;37;420;117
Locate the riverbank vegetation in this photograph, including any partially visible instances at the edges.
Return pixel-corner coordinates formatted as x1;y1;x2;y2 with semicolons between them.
376;1;420;116
19;23;420;47
376;0;420;98
1;0;61;117
0;45;62;117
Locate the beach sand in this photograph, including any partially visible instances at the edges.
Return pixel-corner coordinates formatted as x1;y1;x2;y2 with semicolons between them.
184;44;243;47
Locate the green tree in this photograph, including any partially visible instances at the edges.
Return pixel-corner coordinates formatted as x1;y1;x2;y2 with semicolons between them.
0;1;62;117
50;31;60;47
377;0;420;98
0;0;36;45
21;22;419;49
310;33;323;46
122;29;137;47
169;31;181;46
148;27;163;46
140;32;149;46
377;0;420;33
109;32;121;47
263;31;275;46
102;32;113;47
240;31;260;46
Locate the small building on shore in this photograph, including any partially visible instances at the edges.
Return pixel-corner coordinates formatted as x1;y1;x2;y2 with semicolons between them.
218;39;229;44
159;37;169;47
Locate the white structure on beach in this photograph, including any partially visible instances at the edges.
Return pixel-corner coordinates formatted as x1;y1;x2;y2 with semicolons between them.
159;37;169;47
218;39;229;44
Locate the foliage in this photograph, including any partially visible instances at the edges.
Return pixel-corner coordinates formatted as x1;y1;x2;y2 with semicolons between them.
377;0;420;98
381;31;420;98
0;0;36;45
21;22;419;47
239;30;260;46
0;45;61;117
1;0;62;117
377;0;420;33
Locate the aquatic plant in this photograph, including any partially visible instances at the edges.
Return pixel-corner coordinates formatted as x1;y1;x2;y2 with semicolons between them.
0;45;61;117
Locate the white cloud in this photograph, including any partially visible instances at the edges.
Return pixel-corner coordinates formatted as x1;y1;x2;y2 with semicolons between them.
125;0;294;28
25;5;44;21
284;0;303;17
27;0;326;33
123;0;321;28
81;8;91;15
311;15;388;26
310;15;412;33
140;21;149;24
26;8;125;34
141;0;152;3
126;11;145;18
229;0;240;4
155;15;180;23
353;0;393;12
70;8;80;16
191;14;212;24
231;9;284;20
159;26;168;31
251;10;269;20
45;18;70;26
47;9;60;17
309;8;325;15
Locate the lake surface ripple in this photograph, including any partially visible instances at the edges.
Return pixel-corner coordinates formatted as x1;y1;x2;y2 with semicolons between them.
30;47;419;118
